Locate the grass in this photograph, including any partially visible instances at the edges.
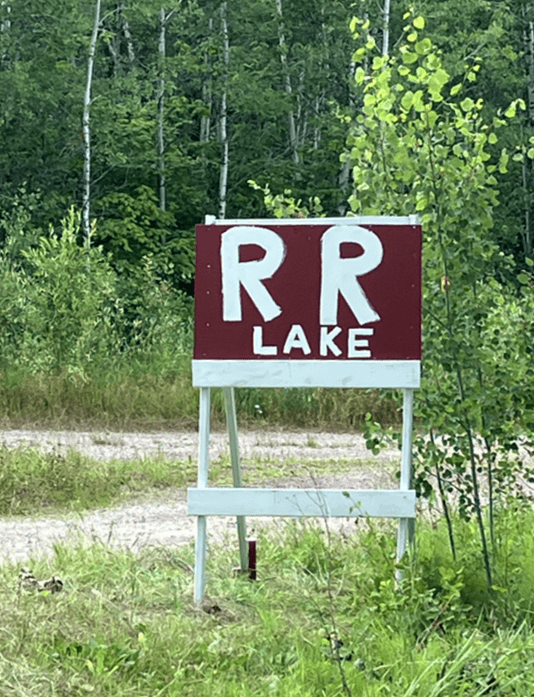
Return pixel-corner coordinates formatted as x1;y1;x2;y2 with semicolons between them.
2;512;534;696
0;446;196;516
0;364;400;431
0;444;392;517
1;350;532;693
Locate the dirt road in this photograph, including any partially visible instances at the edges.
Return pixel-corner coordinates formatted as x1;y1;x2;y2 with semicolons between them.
0;429;401;564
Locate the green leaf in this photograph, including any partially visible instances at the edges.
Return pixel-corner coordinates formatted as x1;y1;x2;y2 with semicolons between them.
450;84;462;96
413;16;425;29
355;67;366;85
517;272;530;284
525;257;534;267
460;97;475;113
401;91;414;111
498;150;509;173
505;102;517;119
415;38;432;55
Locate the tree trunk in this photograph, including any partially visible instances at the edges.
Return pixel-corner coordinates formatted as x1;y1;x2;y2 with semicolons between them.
523;8;534;257
82;0;102;247
1;3;11;65
218;1;229;219
0;2;10;33
200;17;213;144
382;0;391;56
120;3;135;65
157;7;166;214
275;0;299;167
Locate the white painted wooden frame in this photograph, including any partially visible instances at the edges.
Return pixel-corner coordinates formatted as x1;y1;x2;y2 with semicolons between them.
204;215;420;226
193;359;420;389
191;215;419;603
190;385;416;603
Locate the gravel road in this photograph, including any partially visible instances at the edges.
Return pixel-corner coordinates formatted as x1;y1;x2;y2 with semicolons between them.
0;429;401;564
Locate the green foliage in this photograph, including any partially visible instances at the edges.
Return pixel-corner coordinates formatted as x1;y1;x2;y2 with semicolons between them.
19;208;117;376
2;511;534;695
96;186;195;284
0;445;198;515
345;11;534;586
0;206;194;413
0;187;43;262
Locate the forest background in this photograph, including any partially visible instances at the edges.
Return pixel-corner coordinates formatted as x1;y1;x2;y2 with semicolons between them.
0;0;533;433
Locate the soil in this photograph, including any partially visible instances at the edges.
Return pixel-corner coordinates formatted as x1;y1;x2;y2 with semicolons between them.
0;428;403;564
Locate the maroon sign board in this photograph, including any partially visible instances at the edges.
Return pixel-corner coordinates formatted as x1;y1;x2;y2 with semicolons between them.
192;217;421;389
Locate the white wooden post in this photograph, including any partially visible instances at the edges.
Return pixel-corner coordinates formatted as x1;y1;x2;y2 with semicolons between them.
223;387;248;571
194;387;211;603
396;387;414;581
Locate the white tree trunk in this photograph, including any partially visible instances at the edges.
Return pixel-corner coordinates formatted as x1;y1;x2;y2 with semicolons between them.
382;0;391;56
120;3;135;65
157;7;166;213
200;17;213;144
218;1;229;219
82;0;102;247
523;7;534;257
275;0;299;166
1;3;11;65
0;2;10;33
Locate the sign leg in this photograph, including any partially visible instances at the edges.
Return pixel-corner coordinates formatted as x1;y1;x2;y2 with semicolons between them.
194;387;211;603
396;388;415;582
223;387;248;572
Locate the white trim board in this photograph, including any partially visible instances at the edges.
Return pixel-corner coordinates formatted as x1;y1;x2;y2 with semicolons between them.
204;215;420;226
188;488;416;518
192;359;421;388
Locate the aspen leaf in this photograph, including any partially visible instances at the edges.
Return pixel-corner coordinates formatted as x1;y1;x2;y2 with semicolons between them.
355;67;366;85
401;50;418;64
413;16;425;29
460;97;475;112
504;103;516;118
401;92;414;110
416;38;432;55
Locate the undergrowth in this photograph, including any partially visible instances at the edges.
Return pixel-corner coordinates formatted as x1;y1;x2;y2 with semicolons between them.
0;446;385;517
2;511;534;696
0;366;400;430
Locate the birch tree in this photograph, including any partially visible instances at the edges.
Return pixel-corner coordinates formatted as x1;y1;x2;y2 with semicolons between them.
218;0;229;219
157;7;167;214
82;0;102;247
120;3;135;65
522;3;534;257
200;16;213;145
275;0;299;166
0;2;10;59
382;0;391;55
